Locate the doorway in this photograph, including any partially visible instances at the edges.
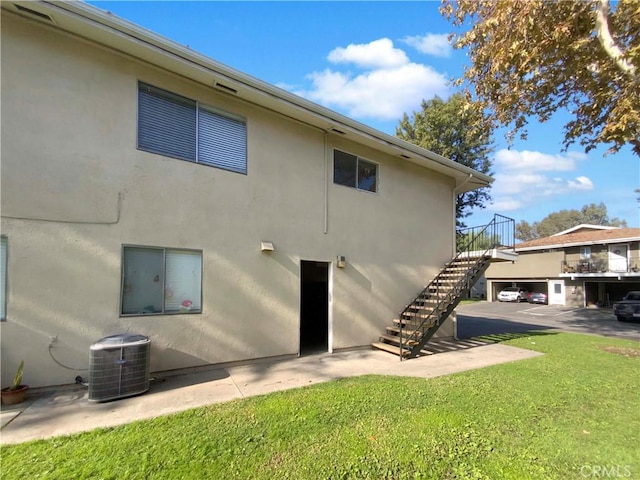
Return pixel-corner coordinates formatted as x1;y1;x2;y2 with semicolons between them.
548;280;565;305
609;244;628;272
300;261;329;355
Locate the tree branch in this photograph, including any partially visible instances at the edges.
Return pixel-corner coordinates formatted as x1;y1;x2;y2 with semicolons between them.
594;0;637;78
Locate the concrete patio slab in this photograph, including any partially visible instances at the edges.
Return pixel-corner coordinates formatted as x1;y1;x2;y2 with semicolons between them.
1;340;543;445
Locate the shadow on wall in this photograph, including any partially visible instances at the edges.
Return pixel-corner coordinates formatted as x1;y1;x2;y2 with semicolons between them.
1;215;299;387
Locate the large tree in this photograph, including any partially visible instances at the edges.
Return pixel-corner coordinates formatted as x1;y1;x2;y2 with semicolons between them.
396;93;493;228
516;202;628;241
441;0;640;156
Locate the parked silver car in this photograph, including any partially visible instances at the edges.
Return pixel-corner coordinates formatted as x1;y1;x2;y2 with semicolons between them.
497;286;528;302
527;292;548;304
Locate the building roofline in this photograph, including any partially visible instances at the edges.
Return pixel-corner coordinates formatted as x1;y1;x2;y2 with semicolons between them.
551;224;619;236
516;236;640;252
3;0;493;193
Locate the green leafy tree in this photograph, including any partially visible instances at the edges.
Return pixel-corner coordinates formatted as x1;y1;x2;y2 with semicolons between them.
516;202;628;241
396;93;493;228
441;0;640;156
456;230;500;253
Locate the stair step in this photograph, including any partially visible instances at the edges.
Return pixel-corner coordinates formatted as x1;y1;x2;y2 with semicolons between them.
401;311;436;320
379;333;419;346
392;318;423;327
372;341;411;357
393;318;436;328
386;326;424;338
407;304;437;311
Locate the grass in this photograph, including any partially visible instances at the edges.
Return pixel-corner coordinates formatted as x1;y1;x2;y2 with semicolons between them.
2;333;639;479
458;298;485;305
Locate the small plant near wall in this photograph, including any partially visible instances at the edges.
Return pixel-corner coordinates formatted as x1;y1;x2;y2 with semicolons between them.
1;360;29;405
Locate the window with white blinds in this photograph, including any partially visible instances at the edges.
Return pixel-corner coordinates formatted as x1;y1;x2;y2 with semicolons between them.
121;245;202;316
1;236;7;321
138;82;247;174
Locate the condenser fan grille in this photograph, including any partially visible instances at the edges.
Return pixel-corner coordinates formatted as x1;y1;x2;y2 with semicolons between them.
88;334;150;402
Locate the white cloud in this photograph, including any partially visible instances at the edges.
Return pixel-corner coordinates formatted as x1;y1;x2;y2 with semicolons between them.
490;199;524;211
495;149;587;172
300;64;449;120
292;38;449;121
489;149;594;212
327;38;409;69
401;33;452;57
568;176;594;191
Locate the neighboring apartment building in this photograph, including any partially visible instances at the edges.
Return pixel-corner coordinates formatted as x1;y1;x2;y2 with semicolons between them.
485;225;640;307
0;2;494;388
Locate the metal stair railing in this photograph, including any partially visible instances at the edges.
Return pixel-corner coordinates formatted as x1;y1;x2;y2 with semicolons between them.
398;214;515;358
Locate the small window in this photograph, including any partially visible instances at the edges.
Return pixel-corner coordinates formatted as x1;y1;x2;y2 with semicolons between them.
121;246;202;316
333;149;378;193
554;284;562;294
138;82;247;174
0;236;6;321
580;246;591;259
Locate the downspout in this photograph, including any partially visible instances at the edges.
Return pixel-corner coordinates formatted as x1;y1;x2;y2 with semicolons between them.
324;132;329;234
452;173;473;341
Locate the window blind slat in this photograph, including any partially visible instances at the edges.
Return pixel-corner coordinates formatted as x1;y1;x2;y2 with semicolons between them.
198;108;247;173
138;84;197;161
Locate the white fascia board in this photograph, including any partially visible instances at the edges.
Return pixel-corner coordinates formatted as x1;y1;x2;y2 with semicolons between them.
551;224;619;236
516;236;640;252
29;0;492;192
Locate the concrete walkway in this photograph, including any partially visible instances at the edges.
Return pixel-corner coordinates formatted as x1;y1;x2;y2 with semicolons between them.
1;339;542;445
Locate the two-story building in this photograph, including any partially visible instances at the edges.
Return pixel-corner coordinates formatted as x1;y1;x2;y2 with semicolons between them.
0;1;496;388
485;225;640;307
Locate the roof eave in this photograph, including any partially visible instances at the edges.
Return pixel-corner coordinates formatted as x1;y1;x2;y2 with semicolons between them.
13;0;492;191
517;236;640;252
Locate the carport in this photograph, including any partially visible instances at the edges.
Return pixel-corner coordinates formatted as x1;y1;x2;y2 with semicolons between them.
491;280;548;301
584;281;640;307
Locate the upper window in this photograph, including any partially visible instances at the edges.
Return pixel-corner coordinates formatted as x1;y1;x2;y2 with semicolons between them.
121;245;202;316
138;82;247;174
580;246;591;259
0;236;6;321
333;150;378;193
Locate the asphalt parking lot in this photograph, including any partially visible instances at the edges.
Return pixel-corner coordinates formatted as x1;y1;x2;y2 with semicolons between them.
456;301;640;340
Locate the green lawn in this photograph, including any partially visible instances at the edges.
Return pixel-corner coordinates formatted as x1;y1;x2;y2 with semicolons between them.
458;298;484;305
2;333;639;479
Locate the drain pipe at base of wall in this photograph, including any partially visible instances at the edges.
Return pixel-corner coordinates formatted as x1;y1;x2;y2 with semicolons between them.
452;173;473;340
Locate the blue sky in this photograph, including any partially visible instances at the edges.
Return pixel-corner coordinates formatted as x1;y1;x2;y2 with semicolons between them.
90;1;640;229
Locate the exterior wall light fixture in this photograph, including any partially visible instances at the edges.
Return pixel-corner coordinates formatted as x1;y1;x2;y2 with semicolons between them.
261;241;274;252
337;256;346;268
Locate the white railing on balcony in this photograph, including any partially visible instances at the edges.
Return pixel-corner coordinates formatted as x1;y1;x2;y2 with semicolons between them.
561;256;640;275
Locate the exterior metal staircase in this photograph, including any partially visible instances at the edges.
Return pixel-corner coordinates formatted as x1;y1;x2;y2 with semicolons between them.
372;214;515;359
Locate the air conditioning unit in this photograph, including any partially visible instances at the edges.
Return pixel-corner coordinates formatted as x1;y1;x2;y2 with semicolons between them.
88;334;151;402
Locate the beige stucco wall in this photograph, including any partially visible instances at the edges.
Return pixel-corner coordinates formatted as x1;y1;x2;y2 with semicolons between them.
1;14;457;387
486;251;564;279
